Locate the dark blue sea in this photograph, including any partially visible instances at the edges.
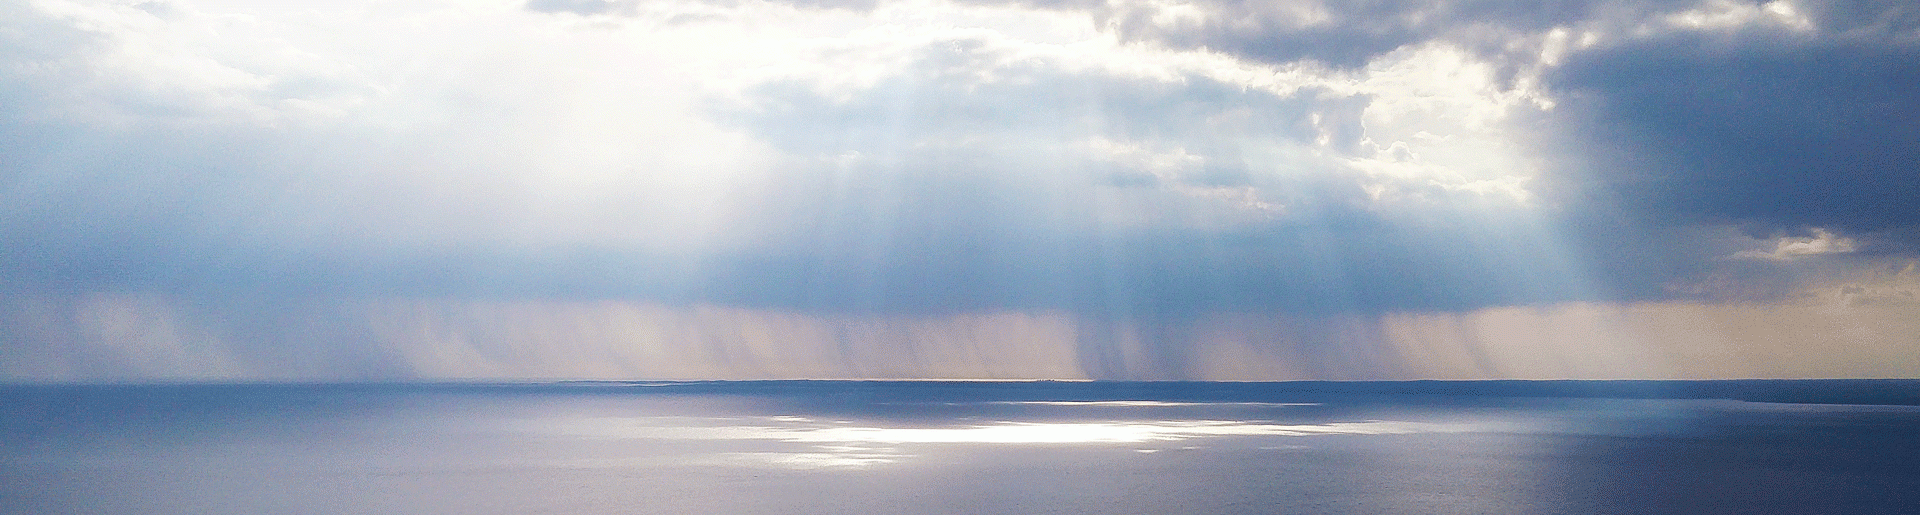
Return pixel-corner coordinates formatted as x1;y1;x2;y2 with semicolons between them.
4;380;1918;514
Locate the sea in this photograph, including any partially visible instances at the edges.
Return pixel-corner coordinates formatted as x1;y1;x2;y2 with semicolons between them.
3;380;1918;514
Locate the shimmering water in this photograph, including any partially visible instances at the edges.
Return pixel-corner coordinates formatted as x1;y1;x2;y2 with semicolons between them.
4;381;1917;514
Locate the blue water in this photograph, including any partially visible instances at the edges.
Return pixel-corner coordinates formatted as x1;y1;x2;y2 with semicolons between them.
3;381;1918;514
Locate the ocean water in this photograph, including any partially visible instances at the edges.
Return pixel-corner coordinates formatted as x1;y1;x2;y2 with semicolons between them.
3;381;1918;514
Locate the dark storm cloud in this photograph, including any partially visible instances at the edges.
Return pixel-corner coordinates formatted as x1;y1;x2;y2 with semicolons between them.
1546;26;1920;233
1072;0;1920;238
929;0;1679;68
1519;1;1920;306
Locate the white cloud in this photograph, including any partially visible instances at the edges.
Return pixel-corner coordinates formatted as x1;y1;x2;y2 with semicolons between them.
1657;0;1813;33
1731;228;1858;260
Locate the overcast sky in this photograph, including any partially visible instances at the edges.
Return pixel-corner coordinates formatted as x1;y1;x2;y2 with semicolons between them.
3;0;1917;381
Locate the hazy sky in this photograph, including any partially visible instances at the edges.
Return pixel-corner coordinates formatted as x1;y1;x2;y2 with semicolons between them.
3;0;1917;381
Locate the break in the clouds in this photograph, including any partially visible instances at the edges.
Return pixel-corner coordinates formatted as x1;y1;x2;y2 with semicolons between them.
1;0;1916;380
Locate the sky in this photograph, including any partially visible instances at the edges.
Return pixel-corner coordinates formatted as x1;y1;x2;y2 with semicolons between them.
1;0;1917;381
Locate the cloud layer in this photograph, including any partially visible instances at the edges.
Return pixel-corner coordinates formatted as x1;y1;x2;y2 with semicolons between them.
2;0;1916;380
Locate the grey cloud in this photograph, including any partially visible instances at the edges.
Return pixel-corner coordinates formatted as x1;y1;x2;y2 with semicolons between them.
971;0;1903;69
1541;8;1920;257
9;0;1909;321
734;0;1920;249
937;0;1685;68
747;0;1658;67
700;35;1610;317
1789;0;1920;33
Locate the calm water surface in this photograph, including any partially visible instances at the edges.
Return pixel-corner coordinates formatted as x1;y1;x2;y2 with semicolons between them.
3;381;1917;514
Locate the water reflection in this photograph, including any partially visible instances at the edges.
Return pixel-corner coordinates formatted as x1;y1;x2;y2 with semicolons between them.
984;400;1322;407
526;413;1487;469
4;383;1918;515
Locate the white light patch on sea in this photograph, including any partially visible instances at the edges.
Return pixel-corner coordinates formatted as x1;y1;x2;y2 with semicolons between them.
982;400;1324;407
508;411;1502;470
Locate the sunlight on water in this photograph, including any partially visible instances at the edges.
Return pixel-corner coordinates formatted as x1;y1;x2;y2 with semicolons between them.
985;401;1322;407
775;419;1467;444
6;383;1918;514
532;415;1474;443
524;411;1494;469
708;450;904;469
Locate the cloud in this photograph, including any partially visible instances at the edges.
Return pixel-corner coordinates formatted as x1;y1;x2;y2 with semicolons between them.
7;1;1907;311
1503;1;1920;309
1730;228;1859;260
1545;15;1920;234
0;0;785;291
1083;0;1628;68
695;25;1615;315
526;0;638;16
2;0;1589;315
4;0;1919;380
